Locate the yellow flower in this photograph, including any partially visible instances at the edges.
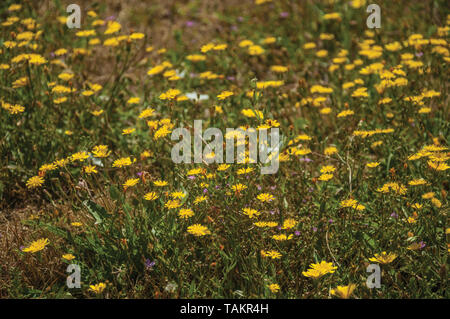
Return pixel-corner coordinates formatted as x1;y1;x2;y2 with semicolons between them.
89;283;106;294
129;32;145;40
316;50;328;58
248;45;265;55
54;97;67;104
261;250;282;259
179;208;194;219
153;180;168;187
58;72;74;81
431;197;442;208
272;234;293;241
320;165;336;174
324;147;338;156
144;192;159;201
422;192;435;199
8;4;22;11
262;37;276;44
187;168;202;176
237;167;254;175
123;178;140;190
62;254;75;261
26;176;44;188
268;283;280;293
271;65;288;73
51;85;75;94
165;199;181;209
71;222;83;227
83;165;98;174
366;162;380;168
319;107;331;114
139;108;155;119
12;77;28;88
318;173;333;181
217;90;234;100
281;218;297;230
71;151;89;162
76;29;96;37
330;284;357;299
302;261;337;278
337;110;354;118
340;199;365;210
22;238;49;253
256;80;284;89
127;97;140;104
171;191;186;199
303;42;316;50
159;88;181;100
104;37;120;47
376;182;407;195
122;128;135;135
231;183;247;192
194;195;207;204
92;145;111;158
215;164;230;171
257;193;275;202
186;54;206;62
242;208;260;219
320;33;334;40
112;157;134;168
428;161;450;171
104;21;121;34
369;251;397;264
310;85;333;94
408;179;427;186
187;224;211;236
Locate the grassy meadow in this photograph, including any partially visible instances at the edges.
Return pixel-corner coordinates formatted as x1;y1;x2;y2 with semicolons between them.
0;0;449;298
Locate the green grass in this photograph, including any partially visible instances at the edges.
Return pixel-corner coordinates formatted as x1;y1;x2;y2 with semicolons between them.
0;0;448;298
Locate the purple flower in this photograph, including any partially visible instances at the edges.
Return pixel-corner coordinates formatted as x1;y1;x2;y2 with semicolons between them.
328;219;334;223
257;185;262;190
105;16;116;21
294;231;301;236
227;76;236;81
145;259;156;269
280;12;289;18
137;171;143;177
415;52;423;57
312;227;318;232
203;188;208;193
419;241;426;249
390;212;398;219
277;226;282;230
188;175;196;180
185;21;195;27
237;16;244;22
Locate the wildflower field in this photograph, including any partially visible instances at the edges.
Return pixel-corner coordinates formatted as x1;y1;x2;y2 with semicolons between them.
0;0;449;299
